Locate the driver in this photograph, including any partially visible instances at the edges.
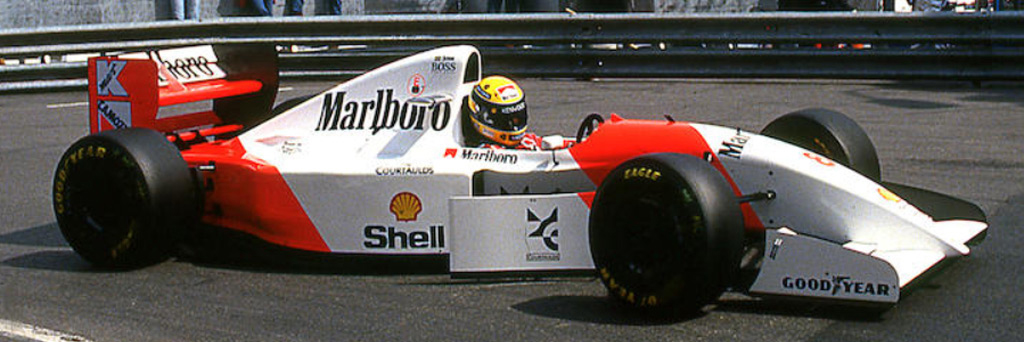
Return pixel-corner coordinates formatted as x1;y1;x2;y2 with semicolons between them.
463;76;543;150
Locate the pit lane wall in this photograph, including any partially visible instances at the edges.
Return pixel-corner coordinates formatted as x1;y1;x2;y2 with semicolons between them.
0;0;786;30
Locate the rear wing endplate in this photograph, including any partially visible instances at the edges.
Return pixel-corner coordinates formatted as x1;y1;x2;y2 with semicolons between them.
87;45;278;135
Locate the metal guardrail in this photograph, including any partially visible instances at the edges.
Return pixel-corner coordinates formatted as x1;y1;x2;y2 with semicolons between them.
2;12;1024;91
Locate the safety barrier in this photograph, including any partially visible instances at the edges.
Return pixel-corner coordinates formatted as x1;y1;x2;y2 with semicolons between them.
1;12;1023;91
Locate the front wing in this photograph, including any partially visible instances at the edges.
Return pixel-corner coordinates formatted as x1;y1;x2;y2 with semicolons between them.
448;191;985;306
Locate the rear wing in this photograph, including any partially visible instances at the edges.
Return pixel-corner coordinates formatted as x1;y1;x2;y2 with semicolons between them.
87;45;278;137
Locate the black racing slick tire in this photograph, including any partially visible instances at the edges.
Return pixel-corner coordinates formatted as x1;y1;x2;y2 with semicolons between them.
589;153;745;313
761;108;881;181
52;128;200;269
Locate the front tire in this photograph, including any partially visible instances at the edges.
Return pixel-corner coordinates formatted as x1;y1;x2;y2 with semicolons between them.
761;108;881;181
53;128;199;269
589;153;744;313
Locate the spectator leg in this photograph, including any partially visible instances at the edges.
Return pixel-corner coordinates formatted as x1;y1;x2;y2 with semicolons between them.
186;0;200;19
286;0;305;15
251;0;273;16
170;0;185;19
316;0;343;14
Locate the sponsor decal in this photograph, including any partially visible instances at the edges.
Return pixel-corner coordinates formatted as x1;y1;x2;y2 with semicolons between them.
364;192;445;250
53;143;142;258
876;187;928;219
442;147;520;163
781;273;893;297
718;133;750;159
159;55;218;82
803;152;836;167
525;208;559;262
363;225;445;250
473;86;491;101
281;141;302;155
376;165;434;176
96;100;131;129
53;145;109;215
878;188;902;203
496;84;521;102
153;46;226;85
408;74;425;96
501;101;526;114
431;55;457;73
95;60;128;97
458;149;518;164
316;89;452;134
623;167;661;181
499;131;525;143
117;46;225;86
769;237;783;260
442;148;518;164
599;267;659;307
390;192;422;222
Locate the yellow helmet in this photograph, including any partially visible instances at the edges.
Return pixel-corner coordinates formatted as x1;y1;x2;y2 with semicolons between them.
468;76;528;147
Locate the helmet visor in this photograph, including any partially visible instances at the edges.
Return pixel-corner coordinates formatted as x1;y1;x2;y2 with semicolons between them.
487;101;528;132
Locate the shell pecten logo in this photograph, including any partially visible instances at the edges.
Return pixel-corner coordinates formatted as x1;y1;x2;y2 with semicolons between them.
390;192;422;222
878;188;903;203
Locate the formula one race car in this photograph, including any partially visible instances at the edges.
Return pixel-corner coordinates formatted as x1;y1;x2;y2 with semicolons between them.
53;45;987;313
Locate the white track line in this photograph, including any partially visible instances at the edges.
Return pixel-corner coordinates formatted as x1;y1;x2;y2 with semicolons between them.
45;101;88;109
0;319;91;342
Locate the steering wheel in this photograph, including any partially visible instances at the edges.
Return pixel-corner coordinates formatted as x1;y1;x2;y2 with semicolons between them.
576;113;605;144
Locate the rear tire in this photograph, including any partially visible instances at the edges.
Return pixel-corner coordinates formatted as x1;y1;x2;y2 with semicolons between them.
53;128;199;269
761;108;881;181
589;153;744;313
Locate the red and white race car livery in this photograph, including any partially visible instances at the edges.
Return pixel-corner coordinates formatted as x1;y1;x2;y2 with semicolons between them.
54;45;987;313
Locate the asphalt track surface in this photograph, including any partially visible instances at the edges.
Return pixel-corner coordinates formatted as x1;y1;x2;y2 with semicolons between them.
2;78;1022;342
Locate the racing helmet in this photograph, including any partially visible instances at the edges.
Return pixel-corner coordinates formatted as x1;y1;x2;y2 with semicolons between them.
468;76;528;147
